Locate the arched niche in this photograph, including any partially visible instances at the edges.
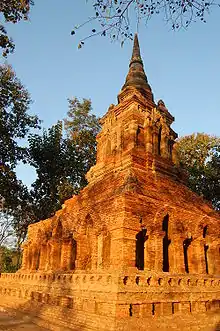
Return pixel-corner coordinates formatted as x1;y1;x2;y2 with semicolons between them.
192;216;219;275
60;231;77;271
194;218;213;274
30;244;40;271
153;206;175;272
74;209;103;270
48;219;63;271
76;214;94;270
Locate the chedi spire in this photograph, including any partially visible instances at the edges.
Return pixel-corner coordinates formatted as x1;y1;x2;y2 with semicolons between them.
122;34;153;101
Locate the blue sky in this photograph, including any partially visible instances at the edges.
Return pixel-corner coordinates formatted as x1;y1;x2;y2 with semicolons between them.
1;1;220;186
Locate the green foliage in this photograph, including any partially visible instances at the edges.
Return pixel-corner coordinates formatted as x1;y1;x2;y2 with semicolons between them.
28;98;101;223
0;64;40;209
0;0;34;56
202;145;220;210
28;121;69;221
0;246;20;273
65;98;100;137
65;98;101;172
176;133;220;210
0;64;40;244
1;95;100;240
0;65;39;166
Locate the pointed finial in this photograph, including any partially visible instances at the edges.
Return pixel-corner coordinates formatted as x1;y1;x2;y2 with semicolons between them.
130;33;143;67
121;34;153;101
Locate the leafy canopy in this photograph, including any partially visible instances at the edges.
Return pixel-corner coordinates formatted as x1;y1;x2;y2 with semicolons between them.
0;64;39;167
28;98;101;223
176;133;220;210
0;246;19;272
28;121;68;222
0;64;40;243
0;0;34;56
64;98;100;171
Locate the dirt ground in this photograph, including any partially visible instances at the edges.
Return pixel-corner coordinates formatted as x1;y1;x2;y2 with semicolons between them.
0;307;48;331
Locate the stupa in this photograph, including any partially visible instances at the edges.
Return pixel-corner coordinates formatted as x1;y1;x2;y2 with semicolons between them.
0;35;219;331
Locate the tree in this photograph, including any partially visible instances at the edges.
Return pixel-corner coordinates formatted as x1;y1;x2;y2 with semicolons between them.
0;64;40;211
0;211;14;247
176;133;220;210
73;0;219;47
28;121;69;222
0;0;33;56
64;98;101;173
28;98;101;223
202;144;220;210
0;64;40;246
0;246;19;272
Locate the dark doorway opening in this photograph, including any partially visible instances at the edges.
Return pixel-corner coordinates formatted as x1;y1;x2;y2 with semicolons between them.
204;244;209;274
162;214;171;272
203;225;208;238
135;228;147;270
36;250;40;270
203;225;209;274
71;238;77;270
129;304;133;317
183;237;192;273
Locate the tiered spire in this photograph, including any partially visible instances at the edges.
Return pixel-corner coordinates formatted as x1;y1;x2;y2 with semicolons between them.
122;34;153;100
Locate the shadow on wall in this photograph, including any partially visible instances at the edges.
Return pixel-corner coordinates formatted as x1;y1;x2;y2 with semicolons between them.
12;210;111;330
13;222;87;329
4;273;86;331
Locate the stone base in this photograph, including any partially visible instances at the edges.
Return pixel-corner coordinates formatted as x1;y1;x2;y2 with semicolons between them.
0;272;219;331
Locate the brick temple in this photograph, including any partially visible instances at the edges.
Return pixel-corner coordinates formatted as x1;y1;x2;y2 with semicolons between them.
0;35;219;331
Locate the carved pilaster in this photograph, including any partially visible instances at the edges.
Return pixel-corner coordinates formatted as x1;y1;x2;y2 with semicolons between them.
45;241;51;271
213;243;220;275
75;233;91;270
152;127;159;155
161;126;170;159
103;232;111;269
154;231;164;272
145;119;153;153
50;239;62;271
207;242;217;275
145;232;155;271
38;243;47;271
97;233;103;269
172;143;179;166
170;235;185;274
61;237;75;271
30;245;40;271
20;242;29;271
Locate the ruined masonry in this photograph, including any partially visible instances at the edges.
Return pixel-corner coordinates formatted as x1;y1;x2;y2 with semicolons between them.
0;35;219;331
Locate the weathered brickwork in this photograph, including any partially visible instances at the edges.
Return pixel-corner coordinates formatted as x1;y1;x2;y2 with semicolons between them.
0;34;219;330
